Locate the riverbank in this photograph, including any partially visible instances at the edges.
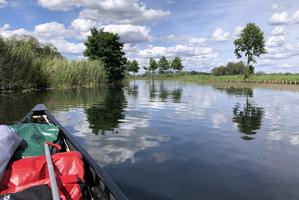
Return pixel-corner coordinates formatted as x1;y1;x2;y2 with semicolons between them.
134;74;299;85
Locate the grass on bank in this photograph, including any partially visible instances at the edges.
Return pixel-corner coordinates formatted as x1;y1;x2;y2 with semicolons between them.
135;73;299;84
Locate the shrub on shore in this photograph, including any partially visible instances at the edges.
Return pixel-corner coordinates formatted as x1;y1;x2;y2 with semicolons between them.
211;62;248;76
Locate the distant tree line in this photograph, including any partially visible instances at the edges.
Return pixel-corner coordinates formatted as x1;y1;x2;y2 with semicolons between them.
126;56;184;76
211;61;248;76
146;56;184;74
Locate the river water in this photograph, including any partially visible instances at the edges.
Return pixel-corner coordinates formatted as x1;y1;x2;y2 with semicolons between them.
2;80;299;200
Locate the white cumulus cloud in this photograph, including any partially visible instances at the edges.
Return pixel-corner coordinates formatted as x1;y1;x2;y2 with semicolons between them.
234;26;243;37
0;24;9;31
266;36;285;47
185;36;207;45
269;9;299;25
263;43;299;60
38;0;169;24
271;4;286;12
211;28;230;41
271;26;285;36
71;18;98;33
0;22;85;55
0;24;30;38
0;0;7;8
292;9;299;24
34;22;72;39
103;24;150;43
156;35;207;46
269;11;290;25
138;45;214;58
37;0;82;11
49;39;85;54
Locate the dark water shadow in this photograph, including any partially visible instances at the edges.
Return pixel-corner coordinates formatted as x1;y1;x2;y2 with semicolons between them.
85;86;127;135
0;87;125;125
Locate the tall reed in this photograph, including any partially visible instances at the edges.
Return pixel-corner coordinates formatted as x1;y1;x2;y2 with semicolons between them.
0;36;107;90
33;57;106;88
0;37;34;89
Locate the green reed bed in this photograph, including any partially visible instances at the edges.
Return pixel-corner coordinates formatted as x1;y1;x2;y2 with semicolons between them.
33;58;106;88
0;37;34;89
0;36;107;90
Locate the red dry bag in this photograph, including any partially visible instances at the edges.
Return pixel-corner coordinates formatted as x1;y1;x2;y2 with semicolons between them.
0;151;85;200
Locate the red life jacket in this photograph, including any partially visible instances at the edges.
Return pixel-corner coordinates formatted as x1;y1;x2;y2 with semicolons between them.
0;151;85;200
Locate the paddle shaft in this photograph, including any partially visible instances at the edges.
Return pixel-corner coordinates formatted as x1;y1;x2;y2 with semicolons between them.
44;143;60;200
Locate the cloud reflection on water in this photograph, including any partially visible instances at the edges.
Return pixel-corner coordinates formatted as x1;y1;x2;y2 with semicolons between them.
55;108;169;166
4;80;299;199
50;81;299;170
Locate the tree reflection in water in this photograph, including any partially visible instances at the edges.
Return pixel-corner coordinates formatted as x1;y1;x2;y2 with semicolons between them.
126;82;139;99
214;86;253;97
171;89;182;103
229;87;264;140
149;80;157;100
214;86;264;140
159;82;169;101
233;100;264;140
85;86;127;135
149;80;182;103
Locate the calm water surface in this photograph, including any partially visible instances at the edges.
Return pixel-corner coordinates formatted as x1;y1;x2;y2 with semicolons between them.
2;80;299;200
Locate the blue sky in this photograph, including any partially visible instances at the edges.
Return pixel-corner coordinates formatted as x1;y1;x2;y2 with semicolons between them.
0;0;299;72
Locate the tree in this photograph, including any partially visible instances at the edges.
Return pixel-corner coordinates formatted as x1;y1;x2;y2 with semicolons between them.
171;57;184;72
148;57;158;75
158;56;169;73
234;23;266;78
84;28;127;82
127;60;139;75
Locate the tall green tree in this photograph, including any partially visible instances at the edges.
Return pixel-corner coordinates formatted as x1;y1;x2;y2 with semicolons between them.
158;56;169;73
148;57;158;75
84;28;127;82
171;57;184;72
127;59;139;75
234;23;266;78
